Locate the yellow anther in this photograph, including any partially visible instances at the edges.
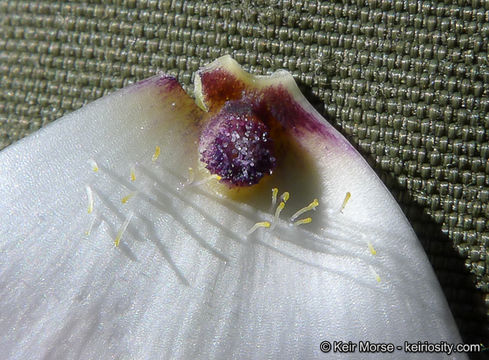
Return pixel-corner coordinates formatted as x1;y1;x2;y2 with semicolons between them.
290;198;319;221
275;202;285;217
130;166;136;182
369;265;381;283
340;191;351;213
247;221;271;235
271;201;286;230
114;213;133;247
367;241;377;255
88;159;99;172
86;185;94;214
192;173;223;187
271;187;279;209
152;145;161;162
293;217;312;226
121;192;136;204
280;191;290;203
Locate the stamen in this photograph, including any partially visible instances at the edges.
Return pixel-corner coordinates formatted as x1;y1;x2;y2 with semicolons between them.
290;199;319;221
340;191;351;213
130;166;136;182
293;217;312;226
88;159;99;172
85;213;97;236
114;213;133;247
152;145;161;162
369;265;381;283
280;191;290;203
86;185;94;214
271;187;278;210
271;201;286;230
186;167;195;184
247;221;271;235
367;241;377;255
121;192;137;204
192;174;222;187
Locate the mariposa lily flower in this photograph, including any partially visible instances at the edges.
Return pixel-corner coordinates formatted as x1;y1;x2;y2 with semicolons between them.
0;56;465;359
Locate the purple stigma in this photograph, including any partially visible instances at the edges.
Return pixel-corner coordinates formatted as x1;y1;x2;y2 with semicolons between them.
199;100;276;187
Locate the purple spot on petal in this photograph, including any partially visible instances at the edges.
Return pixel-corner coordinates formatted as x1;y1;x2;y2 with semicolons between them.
260;85;338;143
154;75;180;91
131;75;180;92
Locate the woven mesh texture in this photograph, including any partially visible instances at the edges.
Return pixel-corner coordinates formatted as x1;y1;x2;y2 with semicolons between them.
1;0;488;346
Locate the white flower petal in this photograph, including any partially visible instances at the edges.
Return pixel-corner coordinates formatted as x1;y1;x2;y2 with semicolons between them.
0;58;464;359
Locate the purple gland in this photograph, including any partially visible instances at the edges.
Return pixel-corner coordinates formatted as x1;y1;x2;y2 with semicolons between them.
199;100;276;187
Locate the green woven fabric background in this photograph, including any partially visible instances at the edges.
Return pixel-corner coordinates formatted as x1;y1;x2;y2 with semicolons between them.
1;0;488;346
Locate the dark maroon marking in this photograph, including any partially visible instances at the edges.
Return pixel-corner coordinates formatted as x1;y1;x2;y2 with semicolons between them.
259;85;340;144
155;75;180;90
200;67;351;156
199;100;276;187
198;69;246;109
132;74;180;92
